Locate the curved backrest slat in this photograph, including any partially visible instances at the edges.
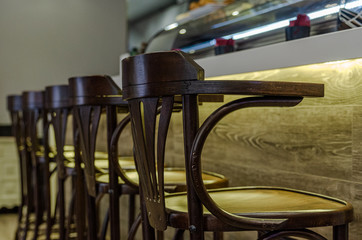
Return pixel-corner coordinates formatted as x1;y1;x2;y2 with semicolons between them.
128;96;175;230
69;75;129;196
45;85;71;179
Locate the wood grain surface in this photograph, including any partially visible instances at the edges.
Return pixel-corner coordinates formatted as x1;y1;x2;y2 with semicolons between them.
165;60;362;239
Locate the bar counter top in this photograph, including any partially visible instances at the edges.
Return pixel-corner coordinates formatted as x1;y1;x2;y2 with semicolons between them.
166;27;362;239
196;27;362;77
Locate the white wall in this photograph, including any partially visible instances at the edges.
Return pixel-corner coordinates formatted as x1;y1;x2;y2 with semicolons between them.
0;0;127;124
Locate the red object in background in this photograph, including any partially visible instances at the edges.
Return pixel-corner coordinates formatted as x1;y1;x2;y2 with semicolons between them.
214;38;234;55
289;14;310;27
215;38;234;46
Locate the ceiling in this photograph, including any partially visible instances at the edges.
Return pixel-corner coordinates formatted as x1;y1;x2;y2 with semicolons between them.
127;0;180;22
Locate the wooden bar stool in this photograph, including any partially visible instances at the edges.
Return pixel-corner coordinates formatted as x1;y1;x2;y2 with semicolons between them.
44;85;80;240
69;75;138;240
44;84;122;240
20;89;64;240
21;90;48;240
69;75;230;240
7;95;33;240
122;51;354;240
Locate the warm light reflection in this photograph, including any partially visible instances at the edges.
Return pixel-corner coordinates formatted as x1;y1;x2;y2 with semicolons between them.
223;0;362;40
164;23;178;31
323;60;350;65
179;28;187;34
206;58;362;82
181;0;362;53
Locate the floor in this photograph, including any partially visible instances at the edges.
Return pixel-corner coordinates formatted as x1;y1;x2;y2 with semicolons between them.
0;213;17;240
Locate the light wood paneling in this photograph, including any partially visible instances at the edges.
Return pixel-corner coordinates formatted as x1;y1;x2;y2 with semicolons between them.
162;59;362;239
91;59;362;239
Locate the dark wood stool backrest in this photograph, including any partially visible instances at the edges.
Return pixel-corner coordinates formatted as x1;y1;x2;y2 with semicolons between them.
122;51;203;231
45;85;70;179
7;95;26;197
22;91;45;157
21;90;46;237
68;75;129;240
7;95;23;152
7;95;30;222
44;85;71;240
69;75;125;196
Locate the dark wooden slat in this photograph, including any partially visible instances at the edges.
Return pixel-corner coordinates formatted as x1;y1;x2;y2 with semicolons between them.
157;96;174;194
143;98;159;199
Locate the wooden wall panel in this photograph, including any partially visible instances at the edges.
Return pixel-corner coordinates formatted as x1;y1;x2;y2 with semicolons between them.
162;60;362;239
95;59;362;239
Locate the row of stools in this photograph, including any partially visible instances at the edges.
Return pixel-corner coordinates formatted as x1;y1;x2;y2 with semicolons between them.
7;51;353;240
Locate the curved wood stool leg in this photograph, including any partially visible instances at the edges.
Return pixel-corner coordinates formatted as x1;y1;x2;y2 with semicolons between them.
334;224;349;240
259;229;327;240
95;192;106;238
140;193;155;240
86;195;97;240
74;133;86;240
7;95;30;240
156;230;164;240
15;197;24;240
66;184;77;240
128;194;136;231
57;178;66;240
32;164;43;240
21;208;31;240
127;214;142;240
213;232;223;240
22;163;34;240
99;208;110;240
172;229;185;240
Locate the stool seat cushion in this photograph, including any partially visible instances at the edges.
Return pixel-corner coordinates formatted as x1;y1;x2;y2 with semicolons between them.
166;186;353;231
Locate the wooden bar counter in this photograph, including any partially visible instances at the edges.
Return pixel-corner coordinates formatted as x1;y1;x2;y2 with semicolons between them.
167;28;362;239
110;28;362;239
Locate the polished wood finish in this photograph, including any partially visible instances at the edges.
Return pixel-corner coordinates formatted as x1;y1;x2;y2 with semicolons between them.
122;51;323;100
69;75;135;240
7;95;29;240
21;90;46;240
69;75;229;240
44;85;73;240
122;51;352;240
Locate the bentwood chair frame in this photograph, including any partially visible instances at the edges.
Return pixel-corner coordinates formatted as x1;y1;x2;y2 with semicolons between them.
122;51;353;240
7;95;33;240
21;91;48;240
69;75;139;240
45;84;114;240
44;85;81;240
69;75;230;240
